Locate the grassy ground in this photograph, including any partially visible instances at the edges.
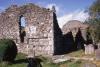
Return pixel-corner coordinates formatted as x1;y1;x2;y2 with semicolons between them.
66;50;84;57
41;60;83;67
0;53;28;67
66;49;95;58
0;51;99;67
0;53;83;67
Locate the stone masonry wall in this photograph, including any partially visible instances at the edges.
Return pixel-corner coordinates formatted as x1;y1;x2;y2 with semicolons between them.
0;3;54;57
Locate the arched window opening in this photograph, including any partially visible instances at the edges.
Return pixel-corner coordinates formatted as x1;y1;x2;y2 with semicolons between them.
21;17;26;27
19;16;26;43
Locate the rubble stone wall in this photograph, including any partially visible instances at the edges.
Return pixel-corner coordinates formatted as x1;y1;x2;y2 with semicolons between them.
0;4;54;57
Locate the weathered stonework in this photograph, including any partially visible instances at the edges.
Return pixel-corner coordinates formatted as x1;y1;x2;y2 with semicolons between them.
62;20;89;51
84;44;95;54
95;48;100;61
0;3;62;57
62;20;88;39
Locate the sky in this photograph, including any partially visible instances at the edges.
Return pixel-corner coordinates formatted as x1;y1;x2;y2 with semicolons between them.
0;0;95;28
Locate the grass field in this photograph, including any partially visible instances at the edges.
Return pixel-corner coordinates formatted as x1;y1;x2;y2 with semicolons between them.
0;51;99;67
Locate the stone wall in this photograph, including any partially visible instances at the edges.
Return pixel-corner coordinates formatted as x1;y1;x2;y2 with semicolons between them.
0;5;19;39
84;44;95;54
62;20;88;51
0;3;55;57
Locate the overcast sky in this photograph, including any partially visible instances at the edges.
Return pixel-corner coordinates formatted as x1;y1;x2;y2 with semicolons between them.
0;0;95;28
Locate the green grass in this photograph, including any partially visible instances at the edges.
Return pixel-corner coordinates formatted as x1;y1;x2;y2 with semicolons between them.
67;60;82;67
15;53;27;60
8;63;27;67
58;60;83;67
0;52;86;67
42;62;59;67
66;50;84;57
41;57;83;67
0;53;28;67
66;49;95;58
0;62;27;67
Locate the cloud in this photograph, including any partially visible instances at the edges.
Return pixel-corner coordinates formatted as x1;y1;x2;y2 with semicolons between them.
36;2;89;28
57;10;89;28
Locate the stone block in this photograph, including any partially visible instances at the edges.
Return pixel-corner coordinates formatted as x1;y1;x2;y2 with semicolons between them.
82;62;97;67
84;44;95;55
96;48;100;61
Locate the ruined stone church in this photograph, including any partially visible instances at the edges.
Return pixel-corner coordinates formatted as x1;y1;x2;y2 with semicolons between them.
0;3;91;57
0;3;63;57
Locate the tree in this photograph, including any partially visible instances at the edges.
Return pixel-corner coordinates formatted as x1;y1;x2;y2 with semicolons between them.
86;0;100;43
0;39;17;62
89;0;100;19
86;27;93;44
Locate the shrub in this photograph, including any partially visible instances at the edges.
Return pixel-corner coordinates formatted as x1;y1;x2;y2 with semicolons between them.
0;39;17;62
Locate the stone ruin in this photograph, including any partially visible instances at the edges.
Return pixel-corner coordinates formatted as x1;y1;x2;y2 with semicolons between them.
0;3;96;57
0;3;63;57
61;20;96;55
62;20;89;51
95;43;100;60
84;44;95;54
95;48;100;61
62;20;88;40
